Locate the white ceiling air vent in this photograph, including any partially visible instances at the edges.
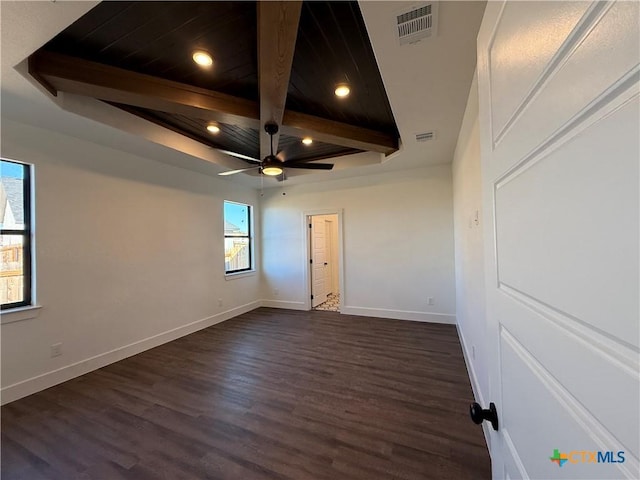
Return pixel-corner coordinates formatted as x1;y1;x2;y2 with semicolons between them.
396;3;438;46
415;131;435;142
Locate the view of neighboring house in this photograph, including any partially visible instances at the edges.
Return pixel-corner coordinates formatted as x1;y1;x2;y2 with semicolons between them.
224;220;249;272
0;176;23;228
0;175;25;305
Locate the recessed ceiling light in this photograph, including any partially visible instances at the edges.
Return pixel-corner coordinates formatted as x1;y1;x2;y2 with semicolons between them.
302;137;313;145
334;83;350;98
206;124;220;134
193;50;213;67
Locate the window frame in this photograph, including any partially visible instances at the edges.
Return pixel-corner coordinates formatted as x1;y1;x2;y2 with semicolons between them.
1;159;33;310
223;200;253;275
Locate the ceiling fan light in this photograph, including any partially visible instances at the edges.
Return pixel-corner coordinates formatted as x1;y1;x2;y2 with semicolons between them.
206;123;220;134
192;50;213;67
334;83;350;98
302;137;313;145
262;165;283;176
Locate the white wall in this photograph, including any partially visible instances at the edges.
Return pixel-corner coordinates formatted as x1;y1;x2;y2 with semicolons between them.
260;165;456;323
452;73;489;405
0;119;261;404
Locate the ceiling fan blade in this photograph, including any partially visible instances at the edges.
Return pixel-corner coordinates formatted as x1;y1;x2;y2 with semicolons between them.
218;149;261;164
218;167;260;176
285;162;334;170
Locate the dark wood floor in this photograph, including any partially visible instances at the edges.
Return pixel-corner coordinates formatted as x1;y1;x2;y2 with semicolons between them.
1;308;490;480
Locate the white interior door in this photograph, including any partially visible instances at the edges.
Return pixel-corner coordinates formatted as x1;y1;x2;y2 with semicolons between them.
478;2;639;479
310;216;328;307
324;219;335;294
329;218;339;294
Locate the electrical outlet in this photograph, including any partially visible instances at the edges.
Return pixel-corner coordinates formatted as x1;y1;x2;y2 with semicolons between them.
218;298;223;307
427;297;434;306
51;343;62;357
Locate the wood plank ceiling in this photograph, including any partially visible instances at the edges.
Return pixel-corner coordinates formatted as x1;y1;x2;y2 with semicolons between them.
28;1;399;176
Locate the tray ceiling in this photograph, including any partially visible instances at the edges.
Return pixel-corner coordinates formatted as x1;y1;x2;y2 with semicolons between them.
28;1;399;176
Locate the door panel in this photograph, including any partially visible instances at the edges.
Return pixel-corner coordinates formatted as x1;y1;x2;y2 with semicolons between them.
478;1;639;478
490;1;640;166
500;327;629;479
311;216;328;307
495;95;639;344
498;284;639;462
489;1;590;139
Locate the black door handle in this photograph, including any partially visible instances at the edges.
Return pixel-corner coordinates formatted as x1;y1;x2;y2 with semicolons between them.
470;402;499;431
324;262;328;265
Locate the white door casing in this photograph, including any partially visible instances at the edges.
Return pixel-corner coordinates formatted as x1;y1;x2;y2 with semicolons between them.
310;215;329;307
478;2;639;479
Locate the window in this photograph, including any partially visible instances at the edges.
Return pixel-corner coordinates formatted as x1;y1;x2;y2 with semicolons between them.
1;159;32;309
224;201;252;274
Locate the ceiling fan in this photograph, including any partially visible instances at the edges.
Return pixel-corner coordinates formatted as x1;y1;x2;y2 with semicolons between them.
218;122;334;178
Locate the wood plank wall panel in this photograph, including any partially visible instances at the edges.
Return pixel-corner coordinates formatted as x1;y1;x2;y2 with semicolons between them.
1;309;490;479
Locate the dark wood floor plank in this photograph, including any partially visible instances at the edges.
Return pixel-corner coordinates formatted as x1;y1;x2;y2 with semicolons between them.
1;308;490;479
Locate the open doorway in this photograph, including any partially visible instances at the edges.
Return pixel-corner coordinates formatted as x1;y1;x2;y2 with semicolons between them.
306;212;342;312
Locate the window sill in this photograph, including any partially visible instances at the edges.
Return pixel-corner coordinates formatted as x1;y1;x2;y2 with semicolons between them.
1;305;42;325
225;270;256;280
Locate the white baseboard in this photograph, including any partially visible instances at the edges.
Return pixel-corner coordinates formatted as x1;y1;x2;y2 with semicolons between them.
340;305;456;324
456;324;492;454
260;299;307;310
0;300;261;405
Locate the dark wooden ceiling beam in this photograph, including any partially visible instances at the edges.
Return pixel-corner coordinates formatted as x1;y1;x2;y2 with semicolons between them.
258;1;302;158
282;111;398;155
28;51;260;129
28;51;398;156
